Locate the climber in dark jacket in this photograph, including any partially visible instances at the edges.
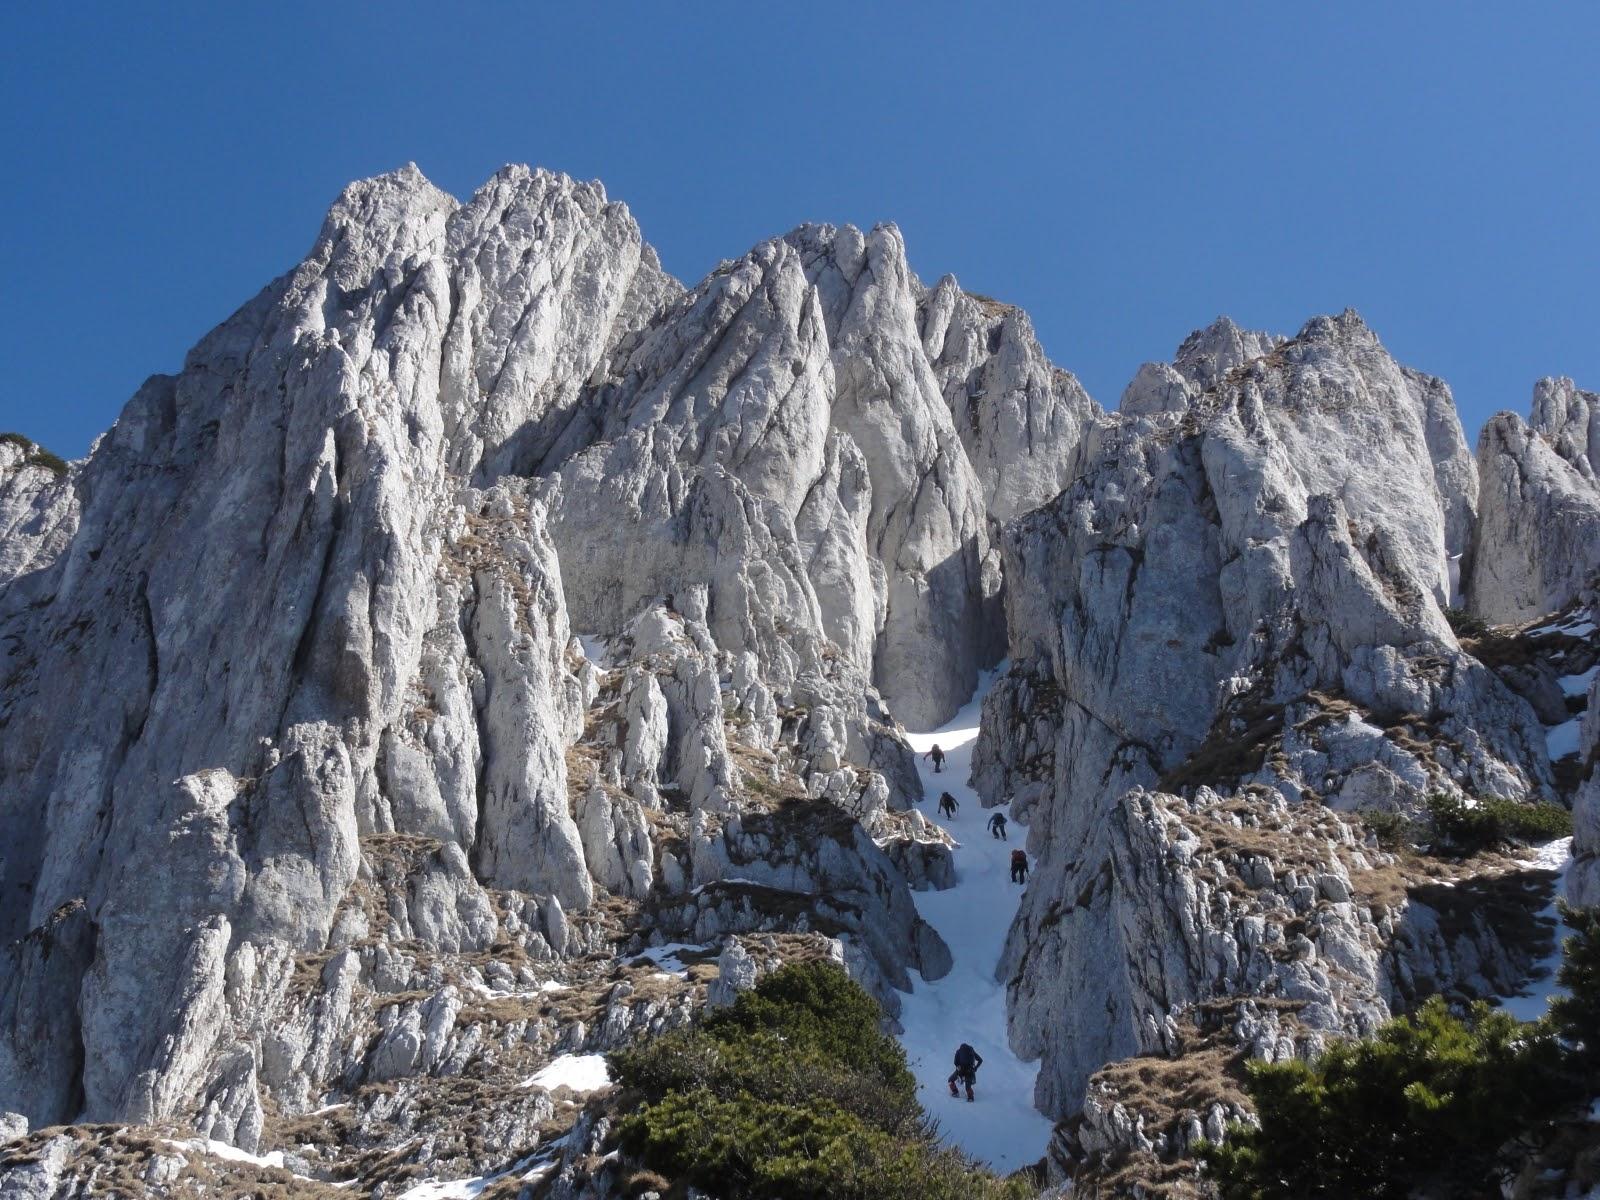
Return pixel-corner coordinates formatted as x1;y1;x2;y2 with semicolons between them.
987;811;1008;840
1010;848;1029;884
938;791;959;818
948;1042;983;1101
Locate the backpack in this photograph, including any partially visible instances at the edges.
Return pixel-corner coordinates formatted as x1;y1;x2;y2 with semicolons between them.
1011;849;1027;867
954;1043;977;1070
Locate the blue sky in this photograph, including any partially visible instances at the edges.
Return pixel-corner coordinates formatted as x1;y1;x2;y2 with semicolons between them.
3;2;1597;458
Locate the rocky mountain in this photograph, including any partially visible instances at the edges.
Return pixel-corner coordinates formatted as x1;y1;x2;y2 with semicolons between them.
0;164;1594;1199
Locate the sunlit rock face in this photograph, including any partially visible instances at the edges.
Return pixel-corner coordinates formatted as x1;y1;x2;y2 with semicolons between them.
0;159;1588;1198
0;163;1076;1170
980;310;1553;1119
1469;378;1600;625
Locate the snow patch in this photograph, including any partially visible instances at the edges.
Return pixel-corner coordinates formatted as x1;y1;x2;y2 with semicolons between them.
690;877;766;895
1528;614;1597;638
1548;717;1583;760
165;1138;285;1171
1560;665;1599;697
394;1146;559;1200
522;1053;612;1094
631;941;713;975
1495;838;1573;1023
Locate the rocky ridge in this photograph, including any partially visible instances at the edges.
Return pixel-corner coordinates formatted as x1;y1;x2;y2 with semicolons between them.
0;164;1596;1198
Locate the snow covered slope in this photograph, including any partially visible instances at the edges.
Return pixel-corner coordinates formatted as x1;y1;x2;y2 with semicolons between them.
898;668;1054;1173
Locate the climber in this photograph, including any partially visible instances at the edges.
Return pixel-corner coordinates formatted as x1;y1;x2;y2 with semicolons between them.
938;791;959;819
948;1042;983;1102
924;743;946;773
1010;848;1029;884
987;811;1008;840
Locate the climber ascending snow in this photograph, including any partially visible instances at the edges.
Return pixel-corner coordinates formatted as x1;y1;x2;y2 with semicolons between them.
987;811;1007;840
949;1042;983;1102
1010;848;1028;884
938;791;959;818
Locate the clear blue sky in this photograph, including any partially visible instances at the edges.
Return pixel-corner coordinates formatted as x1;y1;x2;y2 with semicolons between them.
3;2;1597;458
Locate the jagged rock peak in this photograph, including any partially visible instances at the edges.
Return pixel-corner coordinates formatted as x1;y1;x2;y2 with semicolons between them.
1172;313;1283;389
1469;377;1600;623
1120;314;1283;416
982;303;1545;1118
1531;375;1600;480
917;272;1102;523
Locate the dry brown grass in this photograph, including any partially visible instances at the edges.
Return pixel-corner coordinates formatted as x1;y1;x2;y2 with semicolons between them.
2;1123;353;1197
1159;704;1284;793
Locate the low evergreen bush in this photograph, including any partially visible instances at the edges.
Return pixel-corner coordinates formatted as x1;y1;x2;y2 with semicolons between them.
0;432;68;476
1200;997;1573;1198
1550;902;1600;1070
1357;807;1418;850
1203;904;1600;1198
1444;607;1490;639
611;960;1030;1200
1426;792;1571;854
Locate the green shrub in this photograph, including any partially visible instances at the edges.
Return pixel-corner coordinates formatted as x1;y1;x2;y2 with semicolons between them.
29;448;67;476
1550;902;1600;1070
1357;807;1418;851
0;432;68;477
623;1089;1023;1200
1200;997;1574;1198
1426;792;1571;855
612;961;1028;1199
1444;607;1490;639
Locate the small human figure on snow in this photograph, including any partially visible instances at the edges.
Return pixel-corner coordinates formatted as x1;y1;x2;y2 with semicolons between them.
987;811;1008;840
1010;848;1029;884
938;791;959;818
948;1042;983;1102
924;744;946;773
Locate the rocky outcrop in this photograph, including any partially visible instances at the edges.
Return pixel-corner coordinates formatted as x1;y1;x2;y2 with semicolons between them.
1119;316;1281;417
0;438;77;599
983;310;1555;1118
1022;787;1561;1194
1470;380;1600;624
1569;669;1600;908
918;278;1101;523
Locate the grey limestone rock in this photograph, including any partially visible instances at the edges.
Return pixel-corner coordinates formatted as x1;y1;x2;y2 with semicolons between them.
1469;380;1600;623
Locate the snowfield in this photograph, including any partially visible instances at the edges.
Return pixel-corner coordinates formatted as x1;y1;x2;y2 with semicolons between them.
898;667;1055;1173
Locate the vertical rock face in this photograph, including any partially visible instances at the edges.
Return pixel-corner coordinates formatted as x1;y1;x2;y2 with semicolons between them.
545;221;1074;728
1571;671;1600;908
0;165;637;1126
1469;380;1600;624
918;276;1102;524
1533;376;1600;480
983;310;1551;1118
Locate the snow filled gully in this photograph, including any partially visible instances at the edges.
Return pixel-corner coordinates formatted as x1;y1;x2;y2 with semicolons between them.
899;667;1055;1173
